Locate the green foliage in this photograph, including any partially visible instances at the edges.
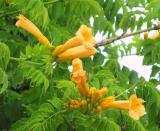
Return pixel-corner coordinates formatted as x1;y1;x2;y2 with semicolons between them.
11;97;64;131
11;0;50;28
0;68;8;94
0;42;10;70
0;0;160;131
76;116;121;131
20;63;49;92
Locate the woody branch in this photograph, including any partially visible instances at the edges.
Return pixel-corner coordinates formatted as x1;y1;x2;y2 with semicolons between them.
96;25;160;47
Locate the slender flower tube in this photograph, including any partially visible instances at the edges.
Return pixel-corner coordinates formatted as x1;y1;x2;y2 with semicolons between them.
58;45;96;61
106;100;130;109
100;96;115;109
16;14;52;49
53;37;83;56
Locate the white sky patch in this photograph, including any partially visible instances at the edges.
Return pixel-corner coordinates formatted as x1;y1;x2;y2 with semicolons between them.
118;55;152;81
94;31;152;81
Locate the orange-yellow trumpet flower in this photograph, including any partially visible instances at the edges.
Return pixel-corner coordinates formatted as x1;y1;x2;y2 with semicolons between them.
58;45;96;61
100;96;115;109
89;87;108;103
76;25;96;45
16;14;52;49
52;25;96;60
72;58;83;72
129;94;145;120
53;37;83;56
100;94;145;120
71;58;89;97
69;100;81;109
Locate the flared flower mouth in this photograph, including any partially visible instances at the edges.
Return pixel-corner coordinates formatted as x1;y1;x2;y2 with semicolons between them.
76;25;96;45
129;94;145;120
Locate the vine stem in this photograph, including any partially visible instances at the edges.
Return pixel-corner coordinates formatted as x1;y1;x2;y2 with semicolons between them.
96;25;160;47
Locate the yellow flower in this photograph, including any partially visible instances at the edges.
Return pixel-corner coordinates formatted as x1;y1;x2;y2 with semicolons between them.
53;37;83;56
76;25;96;46
52;25;96;60
100;96;115;109
71;58;89;97
16;14;52;49
129;94;145;120
71;70;89;97
72;58;83;72
100;94;145;120
69;100;81;109
105;100;129;109
99;87;108;97
58;45;96;61
89;87;108;103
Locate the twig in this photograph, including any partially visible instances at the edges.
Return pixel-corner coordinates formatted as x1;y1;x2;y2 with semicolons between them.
96;25;160;47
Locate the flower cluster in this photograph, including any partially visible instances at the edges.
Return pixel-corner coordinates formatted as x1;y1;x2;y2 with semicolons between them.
66;58;145;120
16;15;96;61
15;14;145;120
52;25;97;61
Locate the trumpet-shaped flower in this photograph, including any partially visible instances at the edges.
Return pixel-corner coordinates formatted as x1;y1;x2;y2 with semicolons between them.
52;25;96;60
76;25;96;46
100;96;115;109
16;14;52;49
58;45;96;61
100;94;145;120
53;37;83;56
69;100;81;108
89;87;108;103
71;58;89;97
129;94;145;120
71;70;89;97
72;58;83;72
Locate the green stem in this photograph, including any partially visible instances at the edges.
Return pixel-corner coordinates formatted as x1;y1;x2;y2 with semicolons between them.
0;10;21;18
9;57;20;61
115;81;138;99
10;57;43;65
